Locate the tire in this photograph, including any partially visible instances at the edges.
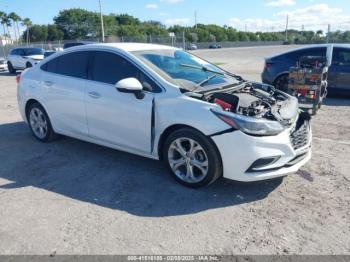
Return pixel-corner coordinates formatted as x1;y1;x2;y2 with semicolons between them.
163;128;222;188
274;74;289;93
27;102;58;142
7;62;16;74
26;62;33;68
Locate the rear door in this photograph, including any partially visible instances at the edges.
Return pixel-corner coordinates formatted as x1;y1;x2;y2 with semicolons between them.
40;51;90;137
330;47;350;92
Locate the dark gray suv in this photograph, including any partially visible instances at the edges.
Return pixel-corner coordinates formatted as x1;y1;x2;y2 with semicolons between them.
262;44;350;95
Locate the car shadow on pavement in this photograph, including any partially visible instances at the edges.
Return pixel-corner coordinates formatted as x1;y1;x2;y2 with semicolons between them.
0;122;282;217
0;72;18;77
323;97;350;107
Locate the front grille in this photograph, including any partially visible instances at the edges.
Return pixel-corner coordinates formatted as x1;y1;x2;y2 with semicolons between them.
290;117;310;150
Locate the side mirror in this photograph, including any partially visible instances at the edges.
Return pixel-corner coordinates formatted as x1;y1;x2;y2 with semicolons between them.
115;78;145;99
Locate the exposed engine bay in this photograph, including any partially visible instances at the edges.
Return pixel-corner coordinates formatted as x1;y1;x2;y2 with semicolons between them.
189;82;299;127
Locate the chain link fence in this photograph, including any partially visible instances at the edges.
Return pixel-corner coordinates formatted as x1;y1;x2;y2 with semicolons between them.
1;28;349;58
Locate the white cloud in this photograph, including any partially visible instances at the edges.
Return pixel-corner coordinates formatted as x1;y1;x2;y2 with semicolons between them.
276;4;348;27
229;4;350;32
146;3;158;9
164;18;190;25
160;0;184;4
266;0;296;7
228;17;283;31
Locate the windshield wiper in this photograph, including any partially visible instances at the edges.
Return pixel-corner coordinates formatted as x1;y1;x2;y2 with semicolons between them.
191;74;218;92
180;63;225;76
180;64;224;92
180;63;245;83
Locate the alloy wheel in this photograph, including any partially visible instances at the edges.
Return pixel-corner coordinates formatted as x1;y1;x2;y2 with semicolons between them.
29;107;48;139
168;138;209;184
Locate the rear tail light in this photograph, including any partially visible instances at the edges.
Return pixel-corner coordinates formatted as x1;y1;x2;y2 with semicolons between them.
16;74;21;85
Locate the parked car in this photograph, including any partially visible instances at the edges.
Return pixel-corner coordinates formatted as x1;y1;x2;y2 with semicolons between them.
209;44;222;49
7;47;44;74
0;58;8;71
17;43;311;188
188;43;198;50
262;44;350;95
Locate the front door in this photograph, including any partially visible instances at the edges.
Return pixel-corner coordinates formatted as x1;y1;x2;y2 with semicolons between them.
85;51;158;154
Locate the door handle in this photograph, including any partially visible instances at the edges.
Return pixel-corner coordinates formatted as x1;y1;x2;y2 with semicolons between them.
88;91;101;99
44;81;53;87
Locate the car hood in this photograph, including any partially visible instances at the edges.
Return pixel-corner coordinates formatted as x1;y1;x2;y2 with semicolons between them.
26;54;44;60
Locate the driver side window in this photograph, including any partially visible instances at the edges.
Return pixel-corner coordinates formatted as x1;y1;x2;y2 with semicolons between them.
90;51;161;93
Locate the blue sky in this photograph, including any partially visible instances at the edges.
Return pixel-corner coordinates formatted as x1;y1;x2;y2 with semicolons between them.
1;0;350;32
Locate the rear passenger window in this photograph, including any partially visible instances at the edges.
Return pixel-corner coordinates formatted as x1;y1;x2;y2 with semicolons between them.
287;47;326;61
332;48;350;66
41;51;90;79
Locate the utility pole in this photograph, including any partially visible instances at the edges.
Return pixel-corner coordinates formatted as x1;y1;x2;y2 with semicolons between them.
285;15;289;42
327;24;331;43
99;0;105;42
194;11;197;29
301;24;304;38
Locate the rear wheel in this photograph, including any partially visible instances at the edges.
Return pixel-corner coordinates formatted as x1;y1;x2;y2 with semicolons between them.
163;128;222;188
7;62;16;74
27;102;58;142
274;74;289;92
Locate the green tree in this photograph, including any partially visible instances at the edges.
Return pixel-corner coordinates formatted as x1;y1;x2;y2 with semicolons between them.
0;11;7;36
0;13;11;39
21;18;32;44
47;24;64;41
8;12;21;42
54;9;101;39
23;24;48;42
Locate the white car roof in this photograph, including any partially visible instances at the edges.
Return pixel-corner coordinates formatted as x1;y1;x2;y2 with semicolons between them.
74;43;178;52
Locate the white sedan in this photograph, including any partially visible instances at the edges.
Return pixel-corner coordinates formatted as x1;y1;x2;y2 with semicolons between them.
17;43;312;187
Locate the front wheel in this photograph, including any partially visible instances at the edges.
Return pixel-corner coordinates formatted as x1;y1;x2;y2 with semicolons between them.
7;62;16;74
27;102;58;142
26;62;33;68
163;128;222;188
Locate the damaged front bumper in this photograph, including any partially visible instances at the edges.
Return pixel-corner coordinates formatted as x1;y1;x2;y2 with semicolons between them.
212;115;312;182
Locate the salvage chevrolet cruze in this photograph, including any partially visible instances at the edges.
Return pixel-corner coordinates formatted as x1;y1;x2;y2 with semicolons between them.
17;43;312;187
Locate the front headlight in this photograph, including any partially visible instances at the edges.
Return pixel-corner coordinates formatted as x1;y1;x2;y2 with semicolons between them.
211;109;285;136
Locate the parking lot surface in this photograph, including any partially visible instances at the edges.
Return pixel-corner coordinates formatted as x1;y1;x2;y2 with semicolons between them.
0;46;349;255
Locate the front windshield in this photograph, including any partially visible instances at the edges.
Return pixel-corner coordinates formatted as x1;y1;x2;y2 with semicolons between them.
24;48;44;56
132;49;239;91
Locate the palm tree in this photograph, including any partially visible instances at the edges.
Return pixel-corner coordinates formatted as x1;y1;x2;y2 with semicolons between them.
0;11;8;37
2;14;12;40
9;12;21;42
21;17;32;45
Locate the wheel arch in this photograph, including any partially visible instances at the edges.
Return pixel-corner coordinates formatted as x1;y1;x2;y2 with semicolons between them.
25;99;51;124
273;71;289;86
157;124;222;164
